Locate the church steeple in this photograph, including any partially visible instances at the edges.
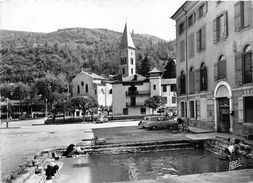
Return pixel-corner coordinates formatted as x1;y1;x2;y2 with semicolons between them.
119;23;136;77
120;23;136;50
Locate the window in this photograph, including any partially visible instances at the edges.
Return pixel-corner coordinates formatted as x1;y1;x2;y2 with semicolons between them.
77;85;80;94
181;101;186;118
162;97;167;104
153;85;156;90
123;68;125;75
197;25;206;52
131;68;133;74
234;1;252;31
243;45;252;84
141;108;146;115
197;2;207;20
123;108;128;115
86;84;88;92
215;55;226;80
188;33;195;58
190;101;195;118
109;89;112;94
131;58;134;65
189;67;195;94
180;40;185;61
81;81;84;86
121;57;127;65
130;97;136;106
213;12;228;43
244;97;253;123
95;89;97;95
179;71;186;95
171;84;177;92
200;63;208;91
179;22;185;34
172;97;176;104
163;85;167;92
188;13;195;28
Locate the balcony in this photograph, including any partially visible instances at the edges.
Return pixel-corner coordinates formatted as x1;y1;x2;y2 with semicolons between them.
126;102;145;107
126;90;150;96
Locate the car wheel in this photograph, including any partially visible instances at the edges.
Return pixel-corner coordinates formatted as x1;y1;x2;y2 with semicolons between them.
152;126;157;130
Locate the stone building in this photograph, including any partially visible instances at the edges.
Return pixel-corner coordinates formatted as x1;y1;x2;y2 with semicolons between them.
71;70;112;108
112;23;177;116
171;1;253;136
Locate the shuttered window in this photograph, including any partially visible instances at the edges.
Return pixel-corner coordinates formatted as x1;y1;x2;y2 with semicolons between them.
197;2;208;20
197;25;206;52
180;40;185;62
200;64;207;91
188;33;195;58
235;52;243;86
190;101;195;118
214;55;227;80
179;72;186;95
213;11;228;43
195;69;200;92
189;68;195;94
243;45;253;84
234;1;252;31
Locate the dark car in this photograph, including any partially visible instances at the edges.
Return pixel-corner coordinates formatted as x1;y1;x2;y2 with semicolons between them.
138;116;177;130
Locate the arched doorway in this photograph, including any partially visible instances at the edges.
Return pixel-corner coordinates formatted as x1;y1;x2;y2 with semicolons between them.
214;81;233;133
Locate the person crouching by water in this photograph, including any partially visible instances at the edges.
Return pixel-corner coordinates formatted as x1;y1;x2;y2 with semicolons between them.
62;144;84;157
224;145;243;170
45;162;59;180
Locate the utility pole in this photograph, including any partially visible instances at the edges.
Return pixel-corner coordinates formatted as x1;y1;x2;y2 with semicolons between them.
45;98;48;119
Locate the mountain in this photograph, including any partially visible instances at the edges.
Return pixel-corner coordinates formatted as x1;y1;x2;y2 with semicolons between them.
0;28;175;83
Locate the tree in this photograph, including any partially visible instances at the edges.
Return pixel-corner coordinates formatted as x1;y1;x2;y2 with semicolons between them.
144;95;164;114
163;58;176;79
76;97;98;121
140;55;151;76
67;98;79;120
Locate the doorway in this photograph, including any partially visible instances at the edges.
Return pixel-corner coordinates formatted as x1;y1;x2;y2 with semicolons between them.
217;97;230;133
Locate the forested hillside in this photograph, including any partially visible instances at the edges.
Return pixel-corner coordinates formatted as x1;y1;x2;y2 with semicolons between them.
0;28;175;83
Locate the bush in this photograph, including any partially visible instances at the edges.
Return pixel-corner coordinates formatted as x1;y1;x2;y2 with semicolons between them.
44;118;84;125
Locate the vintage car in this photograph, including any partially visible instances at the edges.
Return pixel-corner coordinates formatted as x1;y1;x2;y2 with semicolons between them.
138;116;177;130
96;115;109;123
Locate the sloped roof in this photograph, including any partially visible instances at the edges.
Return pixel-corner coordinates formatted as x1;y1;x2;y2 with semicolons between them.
148;67;161;73
81;71;106;80
122;74;146;82
120;23;136;50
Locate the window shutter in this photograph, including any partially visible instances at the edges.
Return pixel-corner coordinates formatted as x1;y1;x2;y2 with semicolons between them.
214;62;218;81
244;1;252;27
213;19;217;44
235;53;243;86
238;97;244;123
195;69;200;92
234;2;242;31
223;11;228;38
193;12;196;23
177;76;181;95
204;67;208;90
196;31;200;52
189;71;195;94
202;25;206;50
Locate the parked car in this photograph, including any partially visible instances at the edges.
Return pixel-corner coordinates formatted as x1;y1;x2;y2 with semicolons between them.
96;115;109;123
138;116;177;130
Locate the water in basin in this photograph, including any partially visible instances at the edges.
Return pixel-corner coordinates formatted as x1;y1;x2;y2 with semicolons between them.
59;149;229;183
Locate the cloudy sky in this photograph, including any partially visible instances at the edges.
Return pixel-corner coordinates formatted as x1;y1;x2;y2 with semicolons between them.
0;0;185;41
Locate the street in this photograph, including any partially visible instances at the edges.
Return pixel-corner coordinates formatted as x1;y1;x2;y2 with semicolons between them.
0;118;139;178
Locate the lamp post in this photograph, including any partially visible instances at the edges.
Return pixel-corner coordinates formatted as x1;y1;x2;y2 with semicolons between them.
6;98;9;128
45;98;48;119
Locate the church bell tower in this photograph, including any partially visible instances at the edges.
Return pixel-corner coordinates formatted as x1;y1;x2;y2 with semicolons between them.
119;23;136;78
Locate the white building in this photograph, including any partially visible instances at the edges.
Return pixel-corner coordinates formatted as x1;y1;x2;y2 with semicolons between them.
112;23;177;117
71;70;112;107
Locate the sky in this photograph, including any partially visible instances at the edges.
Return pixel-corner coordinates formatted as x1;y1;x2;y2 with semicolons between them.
0;0;186;41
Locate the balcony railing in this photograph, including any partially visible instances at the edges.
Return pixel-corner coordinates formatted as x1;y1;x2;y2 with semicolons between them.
125;90;150;96
126;102;145;107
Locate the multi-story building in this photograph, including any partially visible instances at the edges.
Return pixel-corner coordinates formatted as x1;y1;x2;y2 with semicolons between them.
171;1;253;136
112;23;177;116
71;70;112;108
